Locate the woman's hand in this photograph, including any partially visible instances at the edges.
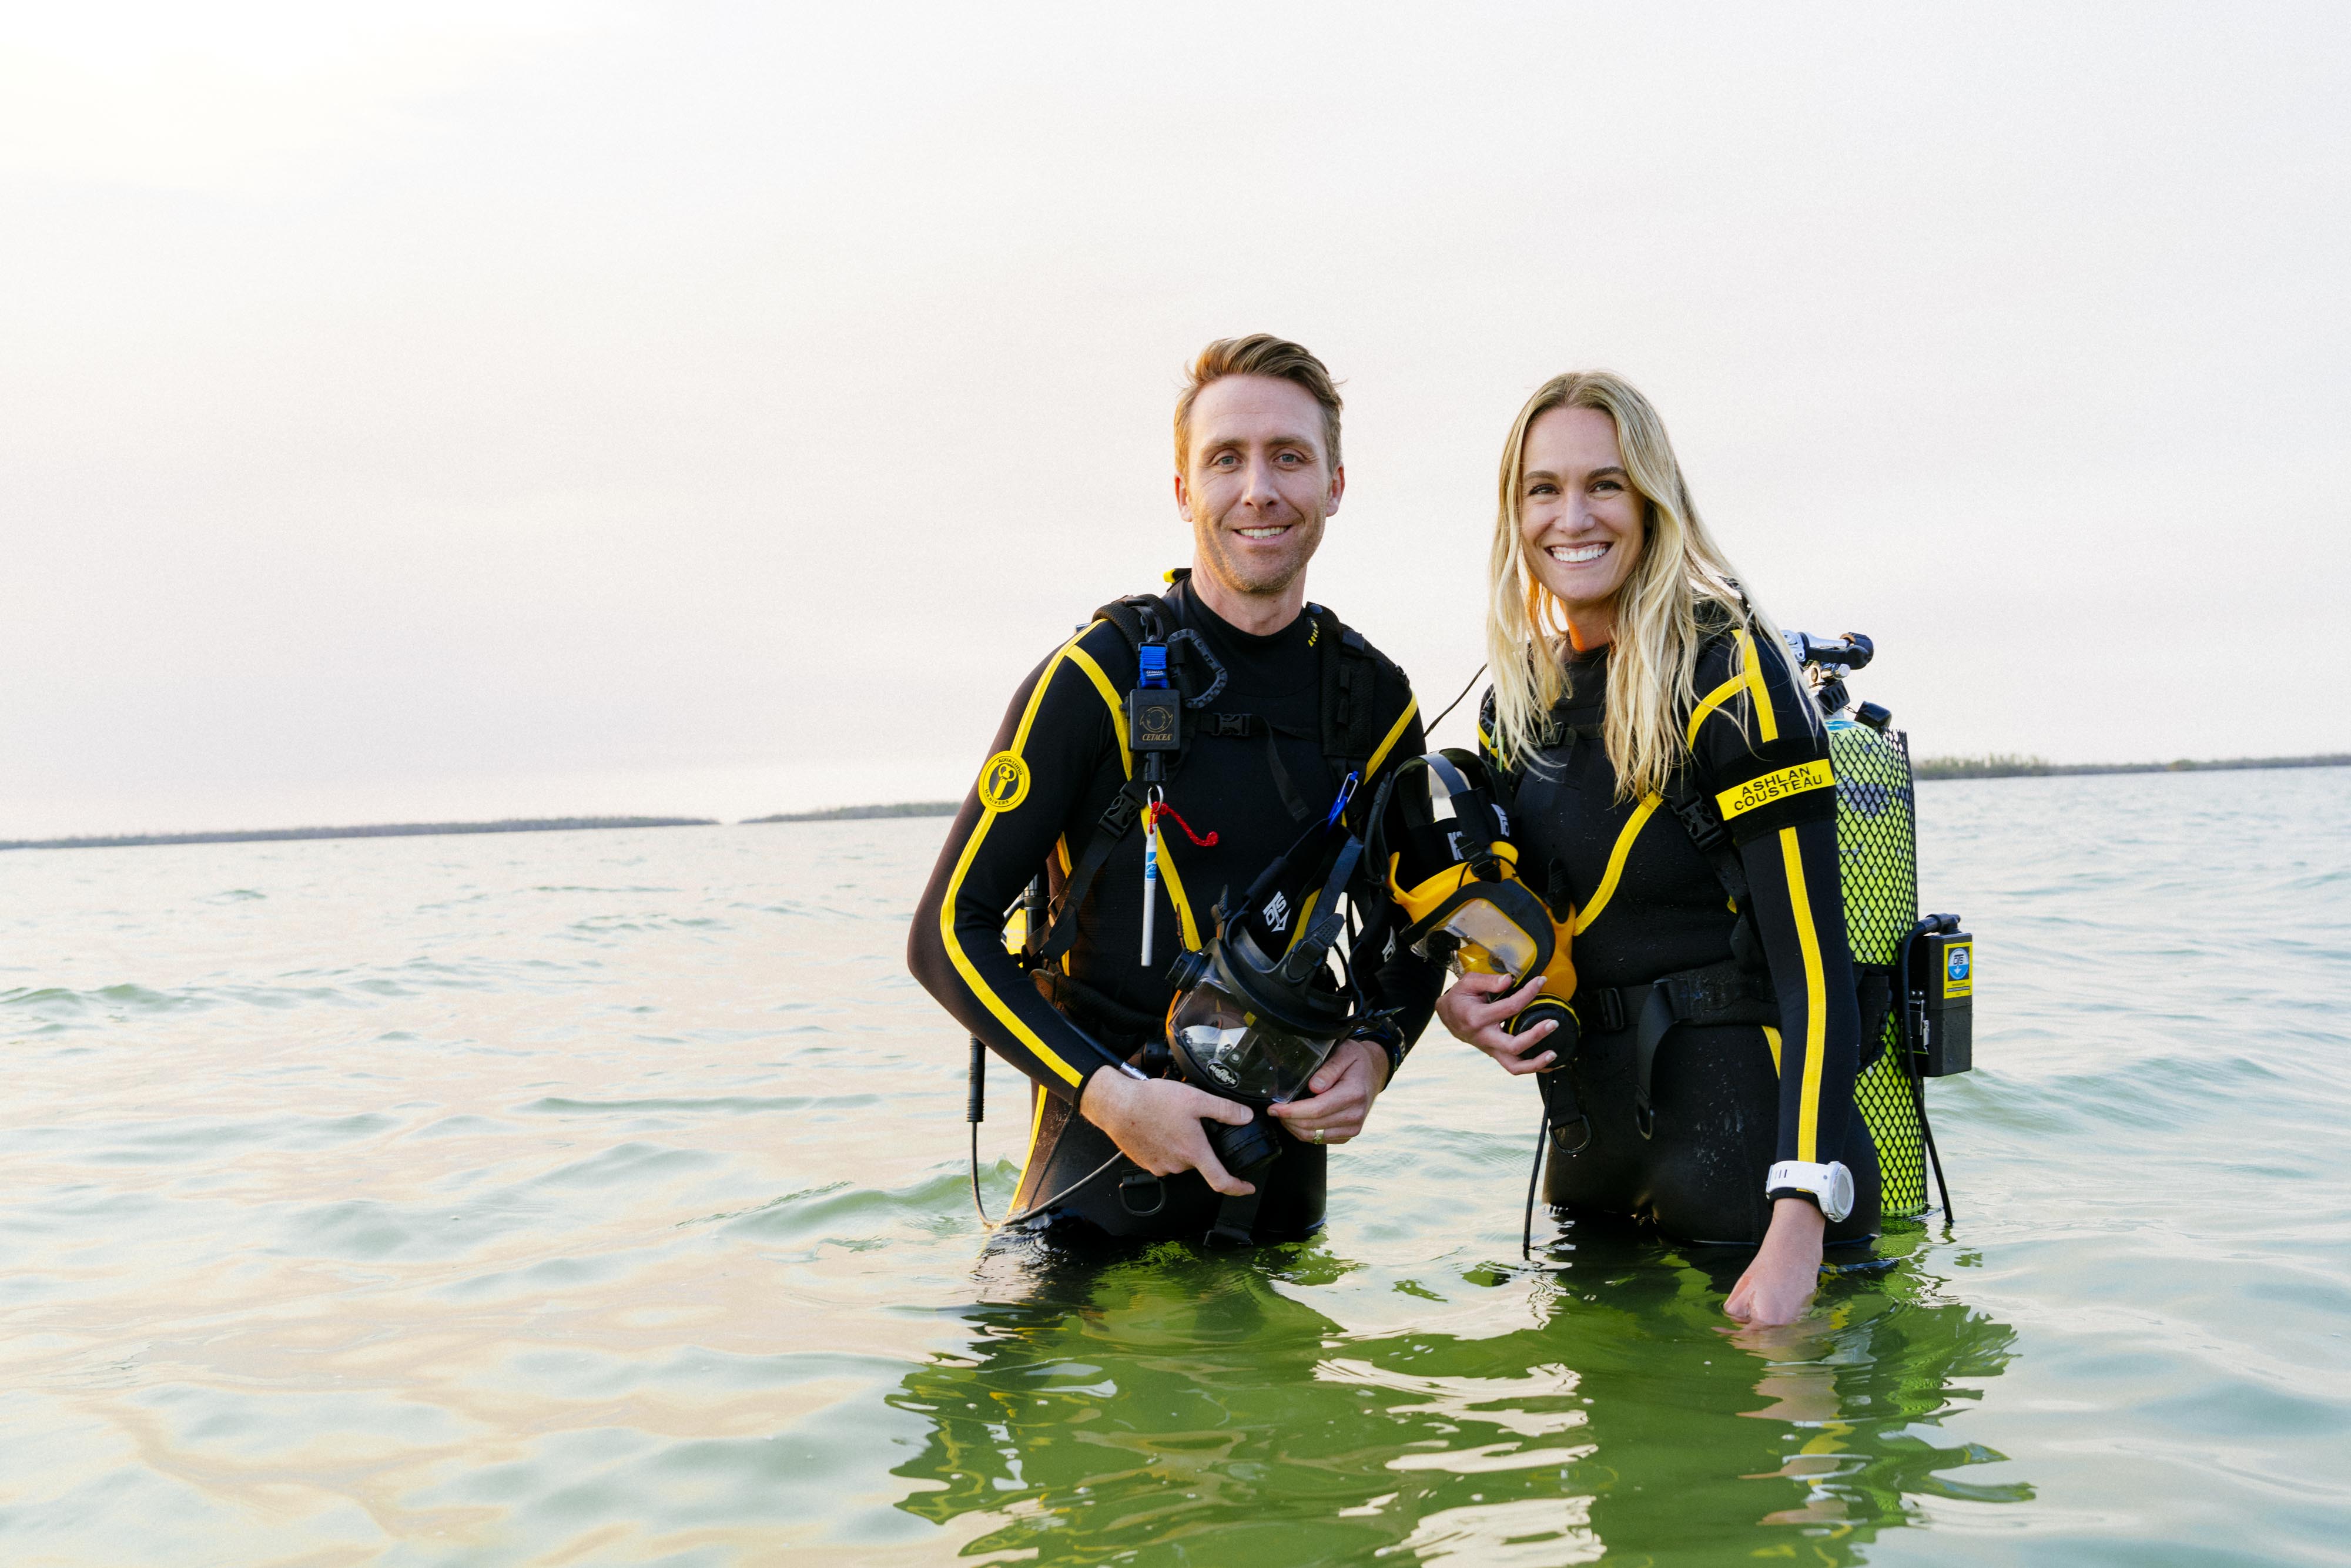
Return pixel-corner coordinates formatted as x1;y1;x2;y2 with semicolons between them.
1724;1197;1826;1326
1434;972;1558;1076
1268;1037;1389;1144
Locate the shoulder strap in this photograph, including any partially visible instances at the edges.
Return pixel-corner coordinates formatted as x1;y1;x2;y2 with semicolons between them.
1034;778;1151;967
1314;607;1399;771
1040;585;1391;966
1089;594;1161;655
1660;759;1763;969
1032;591;1177;969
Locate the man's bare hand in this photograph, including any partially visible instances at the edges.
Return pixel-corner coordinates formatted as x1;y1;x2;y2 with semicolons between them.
1434;972;1557;1075
1078;1071;1257;1195
1268;1037;1389;1144
1724;1197;1826;1326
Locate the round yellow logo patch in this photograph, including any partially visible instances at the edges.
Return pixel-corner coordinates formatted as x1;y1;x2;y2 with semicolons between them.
977;752;1031;813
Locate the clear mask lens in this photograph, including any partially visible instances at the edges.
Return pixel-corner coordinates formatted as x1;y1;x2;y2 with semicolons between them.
1167;976;1341;1103
1415;897;1541;983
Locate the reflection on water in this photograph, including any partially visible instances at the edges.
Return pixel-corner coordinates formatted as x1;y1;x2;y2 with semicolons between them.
891;1224;2023;1564
1;769;2345;1562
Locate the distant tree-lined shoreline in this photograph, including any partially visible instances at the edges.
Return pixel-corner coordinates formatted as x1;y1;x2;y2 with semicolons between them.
741;802;962;823
10;758;2343;852
1911;752;2351;780
0;817;717;852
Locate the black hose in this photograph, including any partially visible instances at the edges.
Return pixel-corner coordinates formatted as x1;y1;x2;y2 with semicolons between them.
1898;926;1957;1227
1425;664;1488;740
967;1038;992;1226
969;1119;994;1227
966;1034;1128;1231
1521;1109;1548;1261
1918;1080;1955;1228
1003;1151;1126;1227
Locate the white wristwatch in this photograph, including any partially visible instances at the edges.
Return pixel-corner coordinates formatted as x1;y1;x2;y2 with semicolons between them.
1766;1160;1854;1224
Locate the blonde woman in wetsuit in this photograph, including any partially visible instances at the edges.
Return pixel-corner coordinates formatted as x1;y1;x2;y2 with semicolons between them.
1438;372;1875;1328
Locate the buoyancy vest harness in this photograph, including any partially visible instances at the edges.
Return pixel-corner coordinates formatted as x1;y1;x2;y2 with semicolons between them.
1029;569;1396;974
969;571;1404;1245
1502;722;1894;1149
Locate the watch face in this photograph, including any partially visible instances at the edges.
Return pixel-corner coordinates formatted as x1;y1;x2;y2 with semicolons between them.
1827;1162;1856;1223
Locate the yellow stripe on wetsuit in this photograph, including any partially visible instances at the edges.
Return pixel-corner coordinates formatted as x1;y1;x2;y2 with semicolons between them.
1066;645;1131;764
1686;629;1777;749
937;627;1096;1086
1571;795;1660;936
1777;825;1827;1161
1686;674;1744;748
1157;839;1202;953
1739;629;1777;743
1367;696;1420;780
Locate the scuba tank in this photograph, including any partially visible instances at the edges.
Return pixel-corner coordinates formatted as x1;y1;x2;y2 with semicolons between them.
1486;631;1972;1259
1787;632;1968;1222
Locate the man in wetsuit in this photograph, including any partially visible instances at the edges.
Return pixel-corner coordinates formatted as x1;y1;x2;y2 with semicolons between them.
907;335;1441;1244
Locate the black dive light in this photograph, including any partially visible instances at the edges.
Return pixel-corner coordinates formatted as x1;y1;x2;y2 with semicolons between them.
1907;914;1974;1077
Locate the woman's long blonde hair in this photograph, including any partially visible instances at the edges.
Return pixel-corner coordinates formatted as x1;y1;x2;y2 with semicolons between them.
1483;371;1811;799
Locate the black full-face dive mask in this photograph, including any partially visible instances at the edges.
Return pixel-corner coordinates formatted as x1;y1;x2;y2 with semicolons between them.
1161;812;1376;1172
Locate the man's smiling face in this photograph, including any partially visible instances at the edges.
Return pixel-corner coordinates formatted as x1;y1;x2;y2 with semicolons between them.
1176;374;1342;601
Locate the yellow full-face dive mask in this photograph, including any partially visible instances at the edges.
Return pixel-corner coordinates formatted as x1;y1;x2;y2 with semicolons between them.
1389;842;1556;983
1372;751;1570;989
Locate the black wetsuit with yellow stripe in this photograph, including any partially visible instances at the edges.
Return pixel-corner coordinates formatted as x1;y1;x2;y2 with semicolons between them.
909;579;1439;1242
1487;624;1880;1245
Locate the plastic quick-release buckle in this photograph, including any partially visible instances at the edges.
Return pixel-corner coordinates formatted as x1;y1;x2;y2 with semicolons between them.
1098;789;1143;838
1589;987;1629;1034
1670;792;1730;854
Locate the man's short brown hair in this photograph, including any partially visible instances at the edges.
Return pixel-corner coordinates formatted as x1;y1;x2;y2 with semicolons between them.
1173;334;1344;473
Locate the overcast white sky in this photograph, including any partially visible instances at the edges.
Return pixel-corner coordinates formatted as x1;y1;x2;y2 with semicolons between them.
6;1;2345;837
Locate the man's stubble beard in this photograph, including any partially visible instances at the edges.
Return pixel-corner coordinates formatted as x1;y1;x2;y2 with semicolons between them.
1193;509;1327;600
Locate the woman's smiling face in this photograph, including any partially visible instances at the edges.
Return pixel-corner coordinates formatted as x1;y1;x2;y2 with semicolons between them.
1519;404;1646;646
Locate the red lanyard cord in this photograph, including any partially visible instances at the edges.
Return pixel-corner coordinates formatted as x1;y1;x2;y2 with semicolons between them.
1147;802;1218;847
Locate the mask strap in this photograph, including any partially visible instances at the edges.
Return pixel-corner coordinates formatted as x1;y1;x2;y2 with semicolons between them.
1273;832;1367;986
1424;752;1499;869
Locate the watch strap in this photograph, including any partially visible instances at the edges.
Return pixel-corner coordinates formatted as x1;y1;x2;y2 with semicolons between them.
1764;1159;1854;1223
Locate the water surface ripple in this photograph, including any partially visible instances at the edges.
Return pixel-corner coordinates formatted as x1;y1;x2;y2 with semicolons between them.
2;770;2346;1564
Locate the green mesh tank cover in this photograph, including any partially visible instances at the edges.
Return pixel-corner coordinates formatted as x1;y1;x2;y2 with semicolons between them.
1830;721;1930;1218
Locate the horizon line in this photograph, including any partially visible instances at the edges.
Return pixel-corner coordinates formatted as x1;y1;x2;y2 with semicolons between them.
9;750;2349;852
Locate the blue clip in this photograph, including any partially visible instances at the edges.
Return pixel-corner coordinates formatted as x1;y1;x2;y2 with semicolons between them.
1138;644;1169;689
1325;771;1360;826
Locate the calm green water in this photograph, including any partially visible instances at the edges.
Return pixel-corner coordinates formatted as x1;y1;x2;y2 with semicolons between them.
2;769;2346;1565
